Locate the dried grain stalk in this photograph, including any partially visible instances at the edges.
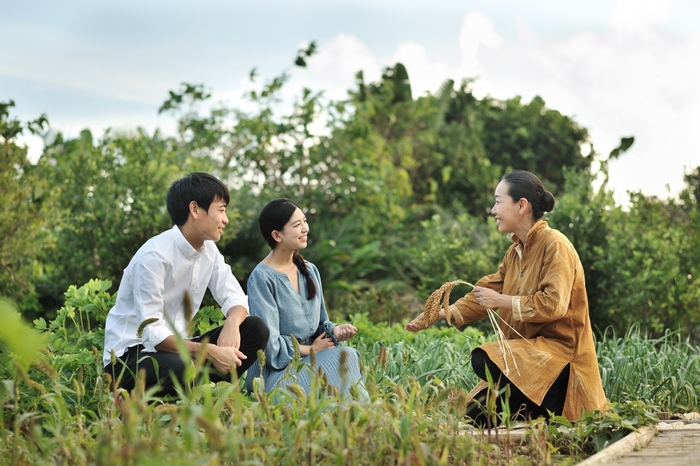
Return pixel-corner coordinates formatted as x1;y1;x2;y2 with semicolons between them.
409;280;475;328
410;279;534;377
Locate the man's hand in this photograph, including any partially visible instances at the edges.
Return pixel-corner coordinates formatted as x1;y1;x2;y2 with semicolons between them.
219;305;247;349
217;321;241;349
332;324;357;342
208;344;246;374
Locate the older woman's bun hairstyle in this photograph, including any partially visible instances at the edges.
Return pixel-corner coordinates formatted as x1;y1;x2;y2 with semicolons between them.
540;190;556;214
503;170;556;220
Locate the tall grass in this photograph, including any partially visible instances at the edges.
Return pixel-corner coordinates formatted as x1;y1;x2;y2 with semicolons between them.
597;325;700;413
2;282;700;464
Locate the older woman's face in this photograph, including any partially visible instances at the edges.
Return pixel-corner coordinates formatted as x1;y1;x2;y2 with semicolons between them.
491;181;520;234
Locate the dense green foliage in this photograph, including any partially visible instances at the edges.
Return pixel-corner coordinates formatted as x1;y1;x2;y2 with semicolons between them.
2;52;698;338
2;48;699;464
1;280;685;464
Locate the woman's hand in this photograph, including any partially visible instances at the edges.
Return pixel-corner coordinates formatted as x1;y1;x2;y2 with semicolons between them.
405;308;446;332
333;324;357;342
473;286;510;310
310;333;336;353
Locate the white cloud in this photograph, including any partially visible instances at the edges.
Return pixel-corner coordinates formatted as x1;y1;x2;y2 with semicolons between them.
390;42;454;97
458;12;503;77
608;0;671;32
297;34;382;102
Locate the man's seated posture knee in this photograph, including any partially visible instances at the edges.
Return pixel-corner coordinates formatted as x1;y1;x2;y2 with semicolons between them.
103;172;269;397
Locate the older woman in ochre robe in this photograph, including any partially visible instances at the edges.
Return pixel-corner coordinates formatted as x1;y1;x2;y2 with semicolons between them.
407;170;607;424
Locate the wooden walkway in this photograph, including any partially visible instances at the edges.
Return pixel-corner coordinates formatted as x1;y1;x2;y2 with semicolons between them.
458;416;700;465
613;422;700;465
578;420;700;465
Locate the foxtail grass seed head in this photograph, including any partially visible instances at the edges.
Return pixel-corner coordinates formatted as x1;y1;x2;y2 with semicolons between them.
281;405;292;422
327;384;338;398
134;368;147;399
73;378;85;399
378;345;388;370
196;416;223;450
136;318;159;339
31;357;58;382
14;360;45;394
102;373;113;391
288;384;306;399
309;347;316;367
255;384;269;411
339;349;349;382
396;384;406;401
183;291;194;337
291;334;301;362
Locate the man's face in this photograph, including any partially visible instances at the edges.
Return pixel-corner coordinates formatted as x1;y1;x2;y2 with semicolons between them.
197;197;229;243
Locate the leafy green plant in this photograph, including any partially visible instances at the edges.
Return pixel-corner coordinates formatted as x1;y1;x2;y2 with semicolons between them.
5;279;700;464
548;400;658;455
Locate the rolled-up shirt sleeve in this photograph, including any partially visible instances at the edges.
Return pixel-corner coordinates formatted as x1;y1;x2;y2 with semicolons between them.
208;250;248;316
247;271;294;370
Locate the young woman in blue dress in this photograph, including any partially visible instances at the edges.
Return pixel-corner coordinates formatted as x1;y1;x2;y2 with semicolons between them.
245;198;367;399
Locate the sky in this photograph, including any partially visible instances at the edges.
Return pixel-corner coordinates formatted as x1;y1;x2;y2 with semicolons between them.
2;0;699;205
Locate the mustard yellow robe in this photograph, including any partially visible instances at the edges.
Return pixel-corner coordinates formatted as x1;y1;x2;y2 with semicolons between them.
448;220;607;421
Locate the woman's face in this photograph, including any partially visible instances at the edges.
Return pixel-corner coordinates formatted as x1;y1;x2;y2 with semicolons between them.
491;181;520;233
274;207;309;250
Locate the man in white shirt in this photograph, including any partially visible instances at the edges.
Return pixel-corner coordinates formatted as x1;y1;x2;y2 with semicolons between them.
103;172;269;397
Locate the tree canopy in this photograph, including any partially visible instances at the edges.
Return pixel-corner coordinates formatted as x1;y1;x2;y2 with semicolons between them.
1;54;698;339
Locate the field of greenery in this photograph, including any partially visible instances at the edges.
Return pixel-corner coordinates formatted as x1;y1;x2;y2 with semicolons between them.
2;46;700;464
1;279;698;465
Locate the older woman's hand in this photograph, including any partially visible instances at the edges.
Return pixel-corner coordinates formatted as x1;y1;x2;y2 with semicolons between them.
405;308;446;332
473;286;510;310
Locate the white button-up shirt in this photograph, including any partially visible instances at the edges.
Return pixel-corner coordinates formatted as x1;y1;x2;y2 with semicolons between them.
102;226;248;367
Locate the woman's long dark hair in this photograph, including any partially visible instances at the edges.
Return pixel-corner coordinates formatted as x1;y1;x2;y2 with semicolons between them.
503;170;556;220
259;198;317;299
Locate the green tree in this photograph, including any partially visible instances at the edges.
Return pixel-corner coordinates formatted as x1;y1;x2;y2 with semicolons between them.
35;128;214;305
0;101;49;313
411;79;500;214
478;95;593;194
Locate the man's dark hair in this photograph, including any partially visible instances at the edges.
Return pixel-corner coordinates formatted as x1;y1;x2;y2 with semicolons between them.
166;173;230;226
